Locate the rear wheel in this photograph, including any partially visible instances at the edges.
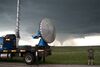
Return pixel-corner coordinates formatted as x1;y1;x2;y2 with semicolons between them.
24;53;34;65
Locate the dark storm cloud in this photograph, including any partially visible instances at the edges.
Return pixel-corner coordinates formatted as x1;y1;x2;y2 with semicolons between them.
20;0;100;34
0;0;100;43
0;0;16;31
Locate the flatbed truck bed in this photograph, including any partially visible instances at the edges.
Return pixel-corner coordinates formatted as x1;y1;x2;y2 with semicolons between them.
0;46;51;65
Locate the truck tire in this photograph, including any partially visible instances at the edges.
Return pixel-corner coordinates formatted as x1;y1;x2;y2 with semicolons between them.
24;53;34;65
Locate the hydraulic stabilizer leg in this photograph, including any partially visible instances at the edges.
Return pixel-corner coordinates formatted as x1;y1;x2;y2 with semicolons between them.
35;51;39;65
42;48;45;63
35;45;39;65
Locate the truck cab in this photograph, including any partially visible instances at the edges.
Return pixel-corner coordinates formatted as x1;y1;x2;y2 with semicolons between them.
0;34;16;50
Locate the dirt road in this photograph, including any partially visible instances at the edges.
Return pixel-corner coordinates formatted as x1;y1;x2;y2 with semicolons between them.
0;62;100;67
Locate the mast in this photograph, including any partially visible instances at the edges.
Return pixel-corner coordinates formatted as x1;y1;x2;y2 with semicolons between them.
16;0;21;47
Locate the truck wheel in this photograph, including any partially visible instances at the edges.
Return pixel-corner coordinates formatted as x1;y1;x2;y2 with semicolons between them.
24;53;34;65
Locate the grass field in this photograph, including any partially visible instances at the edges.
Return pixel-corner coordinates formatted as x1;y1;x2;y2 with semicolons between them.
0;46;100;64
45;46;100;64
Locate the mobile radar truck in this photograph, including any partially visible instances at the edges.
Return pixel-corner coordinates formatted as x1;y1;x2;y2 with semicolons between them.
0;0;56;65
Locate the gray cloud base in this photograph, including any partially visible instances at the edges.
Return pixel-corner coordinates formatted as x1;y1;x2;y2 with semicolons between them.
0;0;100;44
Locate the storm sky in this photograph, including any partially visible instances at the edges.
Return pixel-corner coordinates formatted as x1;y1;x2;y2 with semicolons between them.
0;0;100;46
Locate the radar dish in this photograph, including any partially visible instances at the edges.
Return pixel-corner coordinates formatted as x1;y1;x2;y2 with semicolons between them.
40;18;56;43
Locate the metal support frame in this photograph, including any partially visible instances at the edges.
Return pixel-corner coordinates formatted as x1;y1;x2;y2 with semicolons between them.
16;0;21;47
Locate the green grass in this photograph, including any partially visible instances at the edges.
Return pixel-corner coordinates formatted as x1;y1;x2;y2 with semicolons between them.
45;46;100;65
0;46;100;64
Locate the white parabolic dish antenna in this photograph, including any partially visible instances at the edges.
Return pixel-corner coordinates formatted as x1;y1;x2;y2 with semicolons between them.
40;18;56;43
